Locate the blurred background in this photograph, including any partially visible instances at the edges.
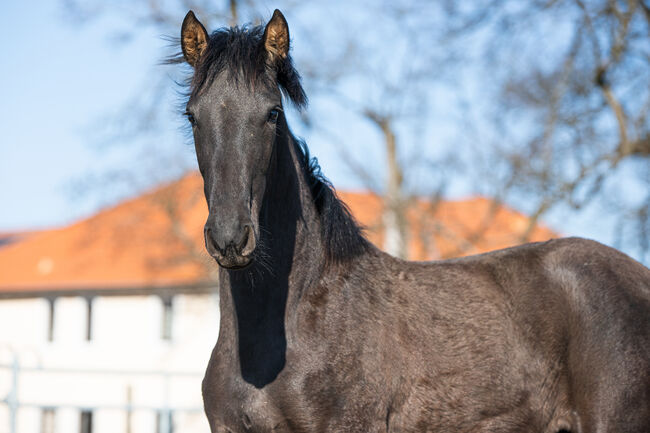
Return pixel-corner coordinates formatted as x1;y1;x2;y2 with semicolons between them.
0;1;648;432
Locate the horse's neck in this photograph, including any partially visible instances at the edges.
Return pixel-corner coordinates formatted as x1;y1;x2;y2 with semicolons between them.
216;131;323;386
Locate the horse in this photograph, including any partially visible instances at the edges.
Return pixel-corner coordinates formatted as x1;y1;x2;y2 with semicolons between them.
173;9;650;433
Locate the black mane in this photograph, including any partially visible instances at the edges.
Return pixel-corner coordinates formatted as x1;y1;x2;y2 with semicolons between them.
172;24;368;264
292;137;370;264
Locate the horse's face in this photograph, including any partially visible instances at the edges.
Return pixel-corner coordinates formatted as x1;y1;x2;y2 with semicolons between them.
188;73;281;269
180;10;290;269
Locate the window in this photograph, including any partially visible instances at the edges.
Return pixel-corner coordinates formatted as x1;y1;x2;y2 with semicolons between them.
41;408;55;433
85;297;94;341
47;298;56;342
80;410;93;433
161;296;174;340
156;410;174;433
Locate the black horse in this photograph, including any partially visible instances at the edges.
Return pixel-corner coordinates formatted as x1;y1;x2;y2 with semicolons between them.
174;9;650;433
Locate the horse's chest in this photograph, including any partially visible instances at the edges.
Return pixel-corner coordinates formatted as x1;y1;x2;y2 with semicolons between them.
224;392;287;432
203;381;274;432
203;362;298;432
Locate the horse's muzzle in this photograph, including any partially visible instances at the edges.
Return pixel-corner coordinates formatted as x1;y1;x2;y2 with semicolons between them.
204;224;256;269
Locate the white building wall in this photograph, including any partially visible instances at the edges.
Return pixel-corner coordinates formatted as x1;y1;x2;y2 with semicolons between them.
53;297;87;343
0;299;49;346
94;409;127;433
54;409;79;433
93;296;161;344
15;407;39;433
131;410;157;433
0;291;219;433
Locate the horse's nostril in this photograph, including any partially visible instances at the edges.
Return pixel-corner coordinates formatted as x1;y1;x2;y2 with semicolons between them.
238;225;251;250
239;225;256;256
205;227;223;253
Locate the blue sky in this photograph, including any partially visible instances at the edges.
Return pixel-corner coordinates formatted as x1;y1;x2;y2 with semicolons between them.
0;1;165;230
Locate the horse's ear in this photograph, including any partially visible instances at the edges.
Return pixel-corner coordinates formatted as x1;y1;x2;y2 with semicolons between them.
262;9;290;62
181;11;209;67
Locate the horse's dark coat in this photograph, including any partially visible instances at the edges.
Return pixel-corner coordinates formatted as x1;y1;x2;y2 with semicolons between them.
175;10;650;433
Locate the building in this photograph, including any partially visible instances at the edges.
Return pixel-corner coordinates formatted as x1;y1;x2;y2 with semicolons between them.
0;173;555;433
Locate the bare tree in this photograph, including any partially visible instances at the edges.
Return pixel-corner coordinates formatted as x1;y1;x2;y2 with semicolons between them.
288;1;461;258
438;0;650;260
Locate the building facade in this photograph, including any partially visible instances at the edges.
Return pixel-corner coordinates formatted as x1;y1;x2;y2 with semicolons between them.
0;286;219;433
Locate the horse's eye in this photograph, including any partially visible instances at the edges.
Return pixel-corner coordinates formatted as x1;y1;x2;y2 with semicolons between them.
185;112;196;126
268;108;280;124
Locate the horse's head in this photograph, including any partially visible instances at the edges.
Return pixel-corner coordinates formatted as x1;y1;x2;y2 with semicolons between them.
179;9;305;269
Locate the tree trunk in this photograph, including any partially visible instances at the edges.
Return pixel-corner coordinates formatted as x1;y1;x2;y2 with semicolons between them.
373;115;408;259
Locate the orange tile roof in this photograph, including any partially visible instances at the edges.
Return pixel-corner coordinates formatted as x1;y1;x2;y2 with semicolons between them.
0;173;556;293
344;192;557;260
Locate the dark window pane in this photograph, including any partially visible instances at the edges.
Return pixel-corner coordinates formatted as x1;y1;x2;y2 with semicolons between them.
41;408;55;433
161;297;174;341
47;299;56;342
156;411;173;433
85;298;93;341
80;410;93;433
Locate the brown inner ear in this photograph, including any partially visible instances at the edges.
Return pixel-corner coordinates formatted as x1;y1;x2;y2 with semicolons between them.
183;31;207;64
263;11;289;60
265;26;289;59
181;13;208;67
